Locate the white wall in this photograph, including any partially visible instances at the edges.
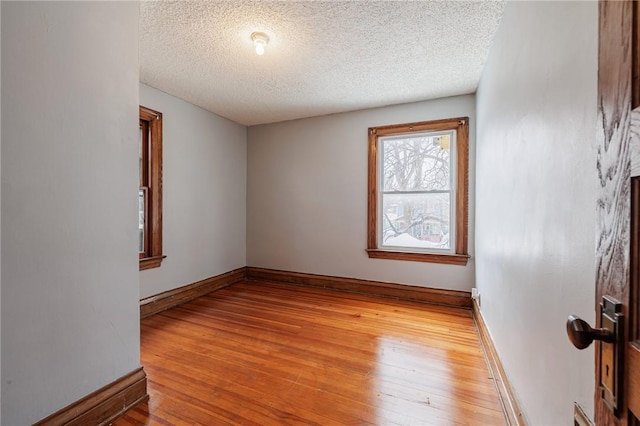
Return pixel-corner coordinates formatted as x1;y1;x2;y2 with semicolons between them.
475;1;597;424
1;2;140;424
139;84;246;299
248;96;475;291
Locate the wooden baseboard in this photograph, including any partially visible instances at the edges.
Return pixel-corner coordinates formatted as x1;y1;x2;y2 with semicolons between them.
246;267;472;309
574;402;594;426
472;299;527;425
34;367;148;426
140;267;246;319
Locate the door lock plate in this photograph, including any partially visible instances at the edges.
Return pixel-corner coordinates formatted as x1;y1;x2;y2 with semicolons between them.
599;295;623;416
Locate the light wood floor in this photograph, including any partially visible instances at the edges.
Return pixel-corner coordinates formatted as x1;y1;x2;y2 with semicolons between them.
115;280;506;425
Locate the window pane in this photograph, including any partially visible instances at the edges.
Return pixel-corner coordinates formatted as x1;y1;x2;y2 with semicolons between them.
139;189;145;253
382;192;450;250
381;132;452;192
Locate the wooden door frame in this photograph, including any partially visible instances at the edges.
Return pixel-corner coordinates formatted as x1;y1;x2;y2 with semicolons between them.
595;1;639;424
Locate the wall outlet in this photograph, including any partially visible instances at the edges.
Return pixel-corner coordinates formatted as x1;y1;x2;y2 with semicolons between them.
471;287;479;299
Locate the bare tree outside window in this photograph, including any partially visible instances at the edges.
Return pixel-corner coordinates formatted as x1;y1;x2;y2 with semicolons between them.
381;132;453;250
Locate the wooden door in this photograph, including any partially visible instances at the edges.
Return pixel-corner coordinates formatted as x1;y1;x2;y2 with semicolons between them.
595;1;640;424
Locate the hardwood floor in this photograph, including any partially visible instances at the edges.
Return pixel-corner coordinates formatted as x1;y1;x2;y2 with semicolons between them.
115;281;506;425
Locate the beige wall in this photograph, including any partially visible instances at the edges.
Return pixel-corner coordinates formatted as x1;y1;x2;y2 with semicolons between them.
139;84;247;299
1;2;140;423
248;95;476;291
0;2;601;424
475;1;597;424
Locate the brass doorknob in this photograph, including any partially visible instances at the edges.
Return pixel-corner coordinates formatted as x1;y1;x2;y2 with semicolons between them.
566;315;615;349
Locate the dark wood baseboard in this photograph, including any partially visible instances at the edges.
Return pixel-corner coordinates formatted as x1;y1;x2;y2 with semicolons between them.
246;267;472;309
472;299;527;425
140;267;246;319
34;367;148;426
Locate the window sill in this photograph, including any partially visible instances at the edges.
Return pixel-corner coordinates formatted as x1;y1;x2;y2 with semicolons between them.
366;249;469;265
139;255;166;271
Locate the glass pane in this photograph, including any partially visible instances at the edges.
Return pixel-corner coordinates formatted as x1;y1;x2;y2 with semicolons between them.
139;189;145;253
381;131;452;192
382;192;451;250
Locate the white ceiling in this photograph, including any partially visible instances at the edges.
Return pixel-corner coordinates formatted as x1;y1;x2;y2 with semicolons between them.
140;1;505;126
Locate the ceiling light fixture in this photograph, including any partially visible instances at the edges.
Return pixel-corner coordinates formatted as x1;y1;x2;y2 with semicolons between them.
251;32;269;56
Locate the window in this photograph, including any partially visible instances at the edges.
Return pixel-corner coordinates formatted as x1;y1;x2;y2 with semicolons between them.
139;105;164;270
367;117;469;265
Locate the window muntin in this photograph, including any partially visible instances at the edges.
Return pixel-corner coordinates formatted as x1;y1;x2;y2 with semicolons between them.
367;117;469;265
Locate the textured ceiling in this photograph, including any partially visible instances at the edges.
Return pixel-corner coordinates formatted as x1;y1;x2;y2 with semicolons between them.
140;1;505;126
